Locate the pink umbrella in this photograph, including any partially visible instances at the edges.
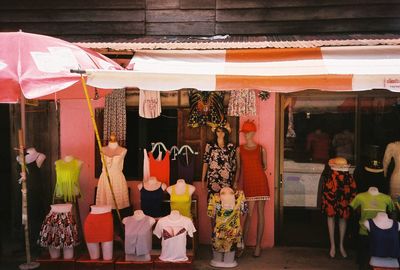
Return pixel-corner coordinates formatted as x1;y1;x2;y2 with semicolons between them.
0;31;123;269
0;31;122;102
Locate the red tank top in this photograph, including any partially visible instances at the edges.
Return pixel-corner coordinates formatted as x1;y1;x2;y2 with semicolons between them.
148;151;170;186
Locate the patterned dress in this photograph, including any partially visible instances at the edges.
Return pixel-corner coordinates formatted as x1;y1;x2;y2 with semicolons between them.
203;143;237;198
321;168;357;219
207;190;247;252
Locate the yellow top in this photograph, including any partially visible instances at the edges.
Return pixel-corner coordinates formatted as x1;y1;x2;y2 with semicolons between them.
170;185;192;219
54;159;81;202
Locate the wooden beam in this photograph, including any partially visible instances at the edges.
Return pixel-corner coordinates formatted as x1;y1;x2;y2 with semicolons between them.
0;0;145;9
146;10;215;22
147;22;215;35
180;0;216;9
146;0;180;9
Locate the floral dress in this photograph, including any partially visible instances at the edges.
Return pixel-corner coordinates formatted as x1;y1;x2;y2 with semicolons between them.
207;190;247;252
203;143;237;198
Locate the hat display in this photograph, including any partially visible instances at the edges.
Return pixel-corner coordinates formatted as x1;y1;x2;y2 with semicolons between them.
329;157;350;171
365;159;384;173
240;120;257;133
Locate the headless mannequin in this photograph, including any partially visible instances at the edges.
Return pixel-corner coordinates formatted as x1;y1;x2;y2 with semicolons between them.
364;212;400;268
124;210;155;261
326;158;350;259
235;130;267;257
210;187;238;268
86;205;113;260
166;179;196;196
137;176;167;192
48;204;74;259
169;209;181;220
383;141;400;199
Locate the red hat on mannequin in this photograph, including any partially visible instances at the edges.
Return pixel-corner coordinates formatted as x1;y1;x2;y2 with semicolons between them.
240;120;257;133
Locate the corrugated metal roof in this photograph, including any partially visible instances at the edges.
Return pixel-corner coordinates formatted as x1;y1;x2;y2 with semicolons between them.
74;34;400;51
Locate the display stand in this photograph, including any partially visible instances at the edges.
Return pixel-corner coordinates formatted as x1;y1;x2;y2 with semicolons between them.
153;255;193;270
114;255;154;270
75;254;115;270
35;254;75;270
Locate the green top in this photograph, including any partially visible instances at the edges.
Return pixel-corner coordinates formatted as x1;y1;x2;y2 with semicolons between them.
54;159;81;202
350;192;394;235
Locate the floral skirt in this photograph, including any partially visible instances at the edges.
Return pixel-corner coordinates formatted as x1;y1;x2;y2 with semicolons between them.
38;211;79;249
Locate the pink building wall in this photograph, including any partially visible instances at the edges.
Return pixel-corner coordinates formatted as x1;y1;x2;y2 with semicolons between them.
60;93;276;248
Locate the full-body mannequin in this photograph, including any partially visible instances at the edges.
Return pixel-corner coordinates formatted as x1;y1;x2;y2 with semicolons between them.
235;122;268;257
124;210;155;261
383;141;400;199
364;212;400;268
210;187;238;268
86;205;113;260
48;204;74;259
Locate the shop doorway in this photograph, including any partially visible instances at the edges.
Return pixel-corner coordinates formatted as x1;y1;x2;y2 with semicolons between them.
278;90;400;247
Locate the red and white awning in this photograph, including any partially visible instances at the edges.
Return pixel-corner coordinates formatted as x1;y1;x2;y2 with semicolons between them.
86;46;400;92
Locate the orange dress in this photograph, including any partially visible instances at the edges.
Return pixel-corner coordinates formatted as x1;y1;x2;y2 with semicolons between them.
240;145;270;201
149;151;170;186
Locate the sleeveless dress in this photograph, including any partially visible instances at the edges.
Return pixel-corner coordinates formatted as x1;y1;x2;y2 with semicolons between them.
170;185;192;219
54;159;81;202
96;149;130;209
240;145;270;201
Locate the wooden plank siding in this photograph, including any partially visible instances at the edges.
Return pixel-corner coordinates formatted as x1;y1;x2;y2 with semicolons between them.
1;0;400;40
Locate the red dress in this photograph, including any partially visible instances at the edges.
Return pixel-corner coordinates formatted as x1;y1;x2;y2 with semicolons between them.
240;145;270;201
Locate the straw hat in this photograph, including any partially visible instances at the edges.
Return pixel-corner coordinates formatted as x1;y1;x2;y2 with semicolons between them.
329;157;350;171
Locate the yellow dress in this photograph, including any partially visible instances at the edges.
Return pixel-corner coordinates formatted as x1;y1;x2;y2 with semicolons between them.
207;190;246;252
170;184;192;218
54;159;81;202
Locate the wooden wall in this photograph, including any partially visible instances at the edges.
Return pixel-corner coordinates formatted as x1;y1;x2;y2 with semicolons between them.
1;0;400;41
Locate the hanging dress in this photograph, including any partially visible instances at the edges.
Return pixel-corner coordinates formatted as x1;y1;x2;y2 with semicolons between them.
227;89;257;116
54;159;81;202
96;149;130;209
177;153;195;184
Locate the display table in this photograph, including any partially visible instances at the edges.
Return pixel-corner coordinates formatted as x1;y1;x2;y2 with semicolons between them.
75;254;115;270
114;255;154;270
36;254;75;270
153;255;193;270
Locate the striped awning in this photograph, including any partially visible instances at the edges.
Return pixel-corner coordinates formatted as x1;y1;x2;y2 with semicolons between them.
86;46;400;92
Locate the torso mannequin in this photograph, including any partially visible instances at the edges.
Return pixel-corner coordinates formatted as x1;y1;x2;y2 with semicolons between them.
166;179;195;195
364;212;400;268
138;176;166;218
383;141;400;199
51;203;72;213
54;155;83;202
167;179;195;218
138;176;167;192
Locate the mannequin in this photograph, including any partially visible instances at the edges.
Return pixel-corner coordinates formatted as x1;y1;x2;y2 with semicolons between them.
364;212;400;268
54;155;83;202
138;176;166;218
96;133;130;210
321;157;356;258
38;203;78;259
235;120;270;257
208;187;246;268
306;127;331;163
123;210;155;261
383;141;400;199
84;205;113;260
350;187;395;269
166;179;195;219
153;210;196;262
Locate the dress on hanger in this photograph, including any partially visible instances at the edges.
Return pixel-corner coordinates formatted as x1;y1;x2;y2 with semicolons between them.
227;89;257;116
96;149;130;209
169;151;179;186
239;145;270;201
177;153;195;184
139;89;161;119
140;185;164;218
207;190;247;252
170;185;192;219
148;151;170;186
54;159;81;202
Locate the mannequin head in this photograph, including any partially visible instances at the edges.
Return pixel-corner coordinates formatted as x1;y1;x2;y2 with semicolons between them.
213;126;230;146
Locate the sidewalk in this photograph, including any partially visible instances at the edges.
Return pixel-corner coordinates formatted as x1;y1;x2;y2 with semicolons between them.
194;245;358;270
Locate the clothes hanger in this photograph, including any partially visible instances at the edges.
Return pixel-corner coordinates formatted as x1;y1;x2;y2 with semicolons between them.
151;142;168;153
170;145;179;160
178;145;198;155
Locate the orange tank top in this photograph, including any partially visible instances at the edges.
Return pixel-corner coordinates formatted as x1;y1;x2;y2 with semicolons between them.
148;151;170;186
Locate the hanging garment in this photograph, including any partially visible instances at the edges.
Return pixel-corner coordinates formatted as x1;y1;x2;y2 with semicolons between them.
187;90;226;128
227;89;257;116
368;219;400;259
350;192;395;235
170;185;192;219
103;89;127;146
139;89;161;119
207;190;247;252
140;185;164;218
169;151;179;186
321;169;357;219
177;153;195;184
96;149;130;209
54;159;81;202
148;151;170;186
153;215;196;262
124;215;153;256
240;145;270;201
84;212;113;243
203;143;236;198
143;148;150;181
38;210;79;249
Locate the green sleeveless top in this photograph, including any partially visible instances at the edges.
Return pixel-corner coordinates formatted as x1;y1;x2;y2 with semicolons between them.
54;159;81;202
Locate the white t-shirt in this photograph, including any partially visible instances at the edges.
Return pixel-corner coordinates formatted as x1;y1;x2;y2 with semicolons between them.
153;215;196;262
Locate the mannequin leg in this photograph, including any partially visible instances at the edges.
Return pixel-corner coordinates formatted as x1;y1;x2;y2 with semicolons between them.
243;201;256;245
101;241;113;260
63;247;74;259
86;243;100;260
49;247;61;259
327;217;336;258
339;218;348;258
254;200;266;257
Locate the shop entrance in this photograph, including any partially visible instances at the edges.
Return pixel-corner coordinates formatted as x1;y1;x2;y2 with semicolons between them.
278;90;400;247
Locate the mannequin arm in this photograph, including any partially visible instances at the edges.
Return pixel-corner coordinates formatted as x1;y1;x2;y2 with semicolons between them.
383;144;393;177
234;147;241;188
261;146;267;170
201;163;208;187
